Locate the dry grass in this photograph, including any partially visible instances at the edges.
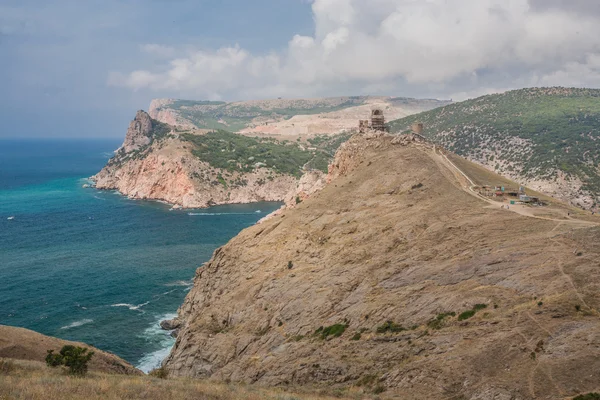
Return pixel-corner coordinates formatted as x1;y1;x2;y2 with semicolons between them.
0;359;365;400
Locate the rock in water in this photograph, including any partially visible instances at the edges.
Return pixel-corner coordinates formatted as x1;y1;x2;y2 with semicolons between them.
160;318;182;331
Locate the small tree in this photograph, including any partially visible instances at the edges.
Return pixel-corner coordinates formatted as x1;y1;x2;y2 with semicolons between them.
46;345;94;376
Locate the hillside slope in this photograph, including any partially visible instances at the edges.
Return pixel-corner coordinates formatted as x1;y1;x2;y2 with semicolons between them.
165;133;600;399
0;325;140;375
0;358;357;400
389;87;600;209
149;96;449;136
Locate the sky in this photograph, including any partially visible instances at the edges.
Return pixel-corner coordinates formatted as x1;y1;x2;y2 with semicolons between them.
2;0;600;138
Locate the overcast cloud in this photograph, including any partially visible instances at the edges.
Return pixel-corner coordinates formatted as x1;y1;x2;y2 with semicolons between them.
2;0;600;138
110;0;600;101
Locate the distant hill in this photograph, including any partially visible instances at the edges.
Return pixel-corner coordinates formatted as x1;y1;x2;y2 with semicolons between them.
149;96;450;136
389;87;600;209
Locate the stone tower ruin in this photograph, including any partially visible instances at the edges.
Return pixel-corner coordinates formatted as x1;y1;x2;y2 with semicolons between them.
371;109;385;132
358;120;369;133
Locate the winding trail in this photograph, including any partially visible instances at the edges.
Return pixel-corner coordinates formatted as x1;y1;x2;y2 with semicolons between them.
429;145;598;398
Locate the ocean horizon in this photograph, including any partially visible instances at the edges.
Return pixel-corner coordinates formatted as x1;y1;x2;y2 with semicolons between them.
0;138;281;371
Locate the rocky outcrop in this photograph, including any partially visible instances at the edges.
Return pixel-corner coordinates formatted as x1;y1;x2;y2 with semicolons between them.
93;137;297;208
120;110;154;153
164;134;600;399
160;318;182;331
93;110;304;208
0;325;142;375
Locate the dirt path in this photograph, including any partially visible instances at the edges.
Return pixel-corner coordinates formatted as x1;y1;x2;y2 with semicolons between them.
434;148;598;227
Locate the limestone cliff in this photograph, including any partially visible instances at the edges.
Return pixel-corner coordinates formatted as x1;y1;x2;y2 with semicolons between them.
165;133;600;399
93;110;325;208
120;110;153;153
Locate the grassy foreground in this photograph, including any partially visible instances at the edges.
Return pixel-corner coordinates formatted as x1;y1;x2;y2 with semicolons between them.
0;359;364;400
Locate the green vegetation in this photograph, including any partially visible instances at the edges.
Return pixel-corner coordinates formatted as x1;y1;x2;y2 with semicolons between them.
574;393;600;400
427;312;456;330
182;130;314;177
458;310;476;321
458;304;488;321
350;332;361;341
388;87;600;202
181;130;351;177
45;345;94;376
376;321;405;334
315;323;348;339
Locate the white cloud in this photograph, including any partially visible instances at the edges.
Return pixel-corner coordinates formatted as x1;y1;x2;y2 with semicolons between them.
109;0;600;100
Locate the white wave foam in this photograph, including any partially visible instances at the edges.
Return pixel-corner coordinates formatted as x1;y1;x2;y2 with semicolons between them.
136;313;177;373
164;280;193;287
187;211;261;216
111;301;149;311
60;319;93;330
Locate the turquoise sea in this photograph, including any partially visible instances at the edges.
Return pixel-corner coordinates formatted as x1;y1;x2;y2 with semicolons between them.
0;139;280;371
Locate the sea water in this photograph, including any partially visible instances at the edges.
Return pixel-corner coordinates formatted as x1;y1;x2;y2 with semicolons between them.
0;139;281;371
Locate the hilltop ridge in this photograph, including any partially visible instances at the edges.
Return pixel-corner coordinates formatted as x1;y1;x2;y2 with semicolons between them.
163;132;600;399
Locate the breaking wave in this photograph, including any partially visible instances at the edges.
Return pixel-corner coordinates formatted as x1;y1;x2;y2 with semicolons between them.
136;313;177;373
187;210;261;216
111;301;149;311
60;319;93;330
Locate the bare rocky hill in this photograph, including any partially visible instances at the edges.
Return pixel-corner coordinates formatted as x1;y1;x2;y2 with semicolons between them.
149;96;450;136
163;133;600;399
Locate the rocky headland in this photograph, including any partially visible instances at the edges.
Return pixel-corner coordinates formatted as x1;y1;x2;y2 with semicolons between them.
92;110;322;208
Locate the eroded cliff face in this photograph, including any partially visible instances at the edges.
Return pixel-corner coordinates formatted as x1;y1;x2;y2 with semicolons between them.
93;110;314;208
120;110;153;153
165;134;600;399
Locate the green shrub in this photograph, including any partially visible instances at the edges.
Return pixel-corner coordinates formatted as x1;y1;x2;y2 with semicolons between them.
315;323;348;339
473;304;487;311
427;312;456;330
287;261;293;269
376;321;405;334
458;310;476;321
350;332;361;341
574;393;600;400
46;345;94;376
